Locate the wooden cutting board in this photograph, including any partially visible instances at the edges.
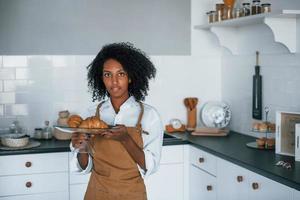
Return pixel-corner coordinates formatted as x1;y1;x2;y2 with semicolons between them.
191;128;229;136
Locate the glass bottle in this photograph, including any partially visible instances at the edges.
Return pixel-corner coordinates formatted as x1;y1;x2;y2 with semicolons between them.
251;0;261;15
42;121;52;139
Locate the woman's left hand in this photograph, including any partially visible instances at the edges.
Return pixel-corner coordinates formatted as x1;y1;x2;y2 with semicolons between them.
101;124;129;142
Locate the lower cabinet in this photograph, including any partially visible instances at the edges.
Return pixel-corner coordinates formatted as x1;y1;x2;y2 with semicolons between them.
189;165;217;200
0;152;69;200
217;158;294;200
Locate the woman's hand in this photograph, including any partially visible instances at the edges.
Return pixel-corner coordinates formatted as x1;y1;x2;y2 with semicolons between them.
101;125;129;142
71;132;93;152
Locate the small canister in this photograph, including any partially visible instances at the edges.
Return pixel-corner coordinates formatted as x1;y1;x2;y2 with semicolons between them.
242;3;251;16
233;8;242;18
261;3;271;13
34;128;43;139
216;3;225;21
206;11;215;23
251;0;262;15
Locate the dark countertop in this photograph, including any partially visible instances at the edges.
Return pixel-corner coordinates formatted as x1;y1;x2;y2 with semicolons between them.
166;131;300;191
0;134;188;156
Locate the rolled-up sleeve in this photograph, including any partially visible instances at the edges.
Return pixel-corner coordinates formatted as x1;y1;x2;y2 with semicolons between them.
137;115;164;179
69;143;93;174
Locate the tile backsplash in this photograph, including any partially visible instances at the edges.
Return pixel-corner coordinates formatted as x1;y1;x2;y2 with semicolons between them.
0;55;221;136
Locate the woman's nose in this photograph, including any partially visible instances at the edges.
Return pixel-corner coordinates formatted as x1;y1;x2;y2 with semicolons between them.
111;75;118;84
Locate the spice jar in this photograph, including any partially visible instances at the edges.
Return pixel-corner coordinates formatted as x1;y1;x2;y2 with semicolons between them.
233;8;242;18
34;128;43;139
216;3;225;21
242;3;251;16
206;11;216;23
251;0;262;15
261;3;271;13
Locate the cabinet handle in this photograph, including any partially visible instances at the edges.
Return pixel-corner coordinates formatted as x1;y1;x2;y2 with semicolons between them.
252;182;259;190
206;185;212;191
25;161;32;168
297;136;299;148
25;181;32;188
237;176;243;182
199;157;204;163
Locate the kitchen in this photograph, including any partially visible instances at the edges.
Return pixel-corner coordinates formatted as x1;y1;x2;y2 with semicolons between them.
0;0;300;199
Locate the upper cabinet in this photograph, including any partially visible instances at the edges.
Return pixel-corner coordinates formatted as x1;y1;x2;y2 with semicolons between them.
194;10;300;54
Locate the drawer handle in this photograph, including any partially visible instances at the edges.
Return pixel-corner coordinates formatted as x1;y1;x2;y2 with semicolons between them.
252;182;259;190
25;161;32;168
199;157;204;163
26;181;32;188
237;176;243;182
206;185;212;191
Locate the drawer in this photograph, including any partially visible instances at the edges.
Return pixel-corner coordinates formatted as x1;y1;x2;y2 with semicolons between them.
160;145;184;164
0;172;68;196
0;192;68;200
0;152;68;176
189;145;217;176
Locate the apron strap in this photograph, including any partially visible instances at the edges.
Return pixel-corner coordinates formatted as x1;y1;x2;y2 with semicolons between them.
95;101;106;118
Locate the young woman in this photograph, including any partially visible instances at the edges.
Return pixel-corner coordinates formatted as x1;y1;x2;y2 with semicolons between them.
70;42;163;200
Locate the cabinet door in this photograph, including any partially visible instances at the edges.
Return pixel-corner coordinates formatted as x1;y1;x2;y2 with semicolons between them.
248;171;293;200
70;184;88;200
0;192;68;200
217;158;248;200
294;189;300;200
189;165;217;200
145;163;184;200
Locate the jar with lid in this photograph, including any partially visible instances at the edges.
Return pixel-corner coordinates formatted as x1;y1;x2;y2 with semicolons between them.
242;3;251;16
206;11;216;23
34;128;43;139
216;3;225;21
233;8;242;18
251;0;262;15
261;3;271;13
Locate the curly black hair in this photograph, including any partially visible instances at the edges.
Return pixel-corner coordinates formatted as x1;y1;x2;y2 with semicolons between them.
87;42;156;102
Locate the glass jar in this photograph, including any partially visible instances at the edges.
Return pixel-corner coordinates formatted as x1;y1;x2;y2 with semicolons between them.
216;3;225;21
34;128;43;139
206;11;216;23
261;3;271;13
42;121;52;139
242;3;251;16
233;8;242;18
251;0;262;15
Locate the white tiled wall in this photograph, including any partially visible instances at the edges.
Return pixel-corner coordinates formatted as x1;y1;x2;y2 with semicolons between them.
0;55;221;135
222;52;300;137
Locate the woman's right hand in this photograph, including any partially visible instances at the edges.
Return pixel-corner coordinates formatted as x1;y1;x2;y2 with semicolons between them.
71;132;91;152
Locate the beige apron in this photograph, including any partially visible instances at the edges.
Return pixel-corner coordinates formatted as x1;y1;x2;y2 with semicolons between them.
84;102;147;200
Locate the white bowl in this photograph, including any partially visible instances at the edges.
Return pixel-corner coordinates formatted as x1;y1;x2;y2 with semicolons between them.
1;134;29;148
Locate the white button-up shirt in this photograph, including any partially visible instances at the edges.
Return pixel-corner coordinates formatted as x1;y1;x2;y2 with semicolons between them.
70;96;164;179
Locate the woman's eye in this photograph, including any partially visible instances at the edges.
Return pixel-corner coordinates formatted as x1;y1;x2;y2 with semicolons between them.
103;73;111;78
118;72;126;77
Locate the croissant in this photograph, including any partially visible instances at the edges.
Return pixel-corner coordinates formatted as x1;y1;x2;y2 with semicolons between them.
67;115;83;128
78;116;108;129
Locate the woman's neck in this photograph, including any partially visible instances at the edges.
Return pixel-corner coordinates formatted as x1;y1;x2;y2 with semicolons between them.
110;95;130;113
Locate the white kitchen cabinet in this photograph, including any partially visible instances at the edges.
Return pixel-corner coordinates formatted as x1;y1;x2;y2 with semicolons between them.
217;158;293;200
145;145;185;200
0;152;69;200
217;158;249;200
188;145;217;200
189;165;217;200
247;170;293;200
294;189;300;199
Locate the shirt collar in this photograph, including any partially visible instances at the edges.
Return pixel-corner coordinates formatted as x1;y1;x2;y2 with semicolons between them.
105;96;139;111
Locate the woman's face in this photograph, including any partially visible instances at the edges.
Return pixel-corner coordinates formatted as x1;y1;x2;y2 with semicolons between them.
102;59;129;100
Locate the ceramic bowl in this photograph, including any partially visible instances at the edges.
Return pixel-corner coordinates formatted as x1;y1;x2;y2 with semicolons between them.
1;134;29;147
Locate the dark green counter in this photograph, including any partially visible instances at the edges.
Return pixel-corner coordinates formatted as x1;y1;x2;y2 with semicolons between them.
0;134;187;156
167;131;300;191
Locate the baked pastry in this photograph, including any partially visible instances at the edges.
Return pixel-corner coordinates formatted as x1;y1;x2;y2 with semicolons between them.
259;123;268;132
78;116;108;129
252;122;260;131
67;115;83;128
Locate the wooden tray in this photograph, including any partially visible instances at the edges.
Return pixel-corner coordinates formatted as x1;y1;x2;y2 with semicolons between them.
54;126;112;135
191;128;229;136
